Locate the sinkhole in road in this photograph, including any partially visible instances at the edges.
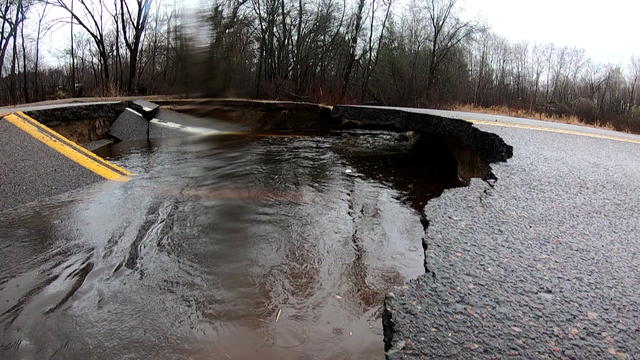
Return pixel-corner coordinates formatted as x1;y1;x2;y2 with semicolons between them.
0;126;502;359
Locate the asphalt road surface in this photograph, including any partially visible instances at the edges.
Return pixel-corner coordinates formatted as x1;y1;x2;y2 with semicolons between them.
0;111;129;211
382;108;640;359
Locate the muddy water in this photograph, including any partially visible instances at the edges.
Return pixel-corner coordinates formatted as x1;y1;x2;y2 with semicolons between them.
0;132;454;359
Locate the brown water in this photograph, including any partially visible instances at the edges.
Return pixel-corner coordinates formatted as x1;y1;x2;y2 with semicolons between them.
0;132;456;359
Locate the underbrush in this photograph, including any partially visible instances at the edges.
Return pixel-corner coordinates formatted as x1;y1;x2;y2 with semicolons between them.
451;104;620;132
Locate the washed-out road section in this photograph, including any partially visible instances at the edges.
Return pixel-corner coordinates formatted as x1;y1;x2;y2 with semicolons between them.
0;101;638;359
0;101;509;359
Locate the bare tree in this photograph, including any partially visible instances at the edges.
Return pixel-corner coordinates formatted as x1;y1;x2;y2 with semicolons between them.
361;0;392;100
628;57;640;111
119;0;152;93
0;0;25;80
423;0;475;100
341;0;365;98
54;0;112;88
8;0;23;103
33;1;51;100
529;43;548;111
19;0;26;101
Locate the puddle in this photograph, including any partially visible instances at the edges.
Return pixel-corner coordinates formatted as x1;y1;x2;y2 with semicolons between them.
0;131;486;359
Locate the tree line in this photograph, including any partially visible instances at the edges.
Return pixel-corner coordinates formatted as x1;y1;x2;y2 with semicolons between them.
2;0;640;132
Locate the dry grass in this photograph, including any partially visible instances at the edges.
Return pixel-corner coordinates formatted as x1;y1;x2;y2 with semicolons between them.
450;103;617;131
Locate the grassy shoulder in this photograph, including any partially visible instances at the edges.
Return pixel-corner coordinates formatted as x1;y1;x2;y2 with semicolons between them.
450;103;620;132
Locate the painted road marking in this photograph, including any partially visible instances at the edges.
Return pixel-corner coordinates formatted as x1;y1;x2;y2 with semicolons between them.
125;107;143;117
149;118;246;136
2;113;131;182
16;112;132;176
131;108;306;138
468;119;640;145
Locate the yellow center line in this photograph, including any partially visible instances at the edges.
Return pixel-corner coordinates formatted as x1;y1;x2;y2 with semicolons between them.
16;111;132;176
2;113;131;182
467;119;640;145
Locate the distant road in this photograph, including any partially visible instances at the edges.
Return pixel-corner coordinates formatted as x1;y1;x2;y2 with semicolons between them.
355;105;640;144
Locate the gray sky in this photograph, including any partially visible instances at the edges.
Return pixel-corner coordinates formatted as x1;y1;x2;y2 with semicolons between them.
40;0;638;67
462;0;640;66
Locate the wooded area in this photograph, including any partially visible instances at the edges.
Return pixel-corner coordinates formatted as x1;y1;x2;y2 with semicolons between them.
2;0;640;132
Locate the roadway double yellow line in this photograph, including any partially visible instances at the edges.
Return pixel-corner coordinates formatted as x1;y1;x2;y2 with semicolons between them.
467;119;640;145
2;112;132;182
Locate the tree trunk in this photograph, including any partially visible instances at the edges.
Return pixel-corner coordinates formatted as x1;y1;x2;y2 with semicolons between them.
9;2;18;104
70;0;76;95
128;45;139;93
20;15;27;103
342;0;366;98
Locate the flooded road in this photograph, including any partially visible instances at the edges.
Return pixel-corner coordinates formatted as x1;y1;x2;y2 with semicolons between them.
0;132;456;359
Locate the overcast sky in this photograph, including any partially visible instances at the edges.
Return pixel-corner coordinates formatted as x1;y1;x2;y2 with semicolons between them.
461;0;640;66
41;0;639;67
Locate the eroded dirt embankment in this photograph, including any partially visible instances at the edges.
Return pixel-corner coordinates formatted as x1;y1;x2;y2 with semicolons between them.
155;99;513;182
156;98;336;131
25;103;125;144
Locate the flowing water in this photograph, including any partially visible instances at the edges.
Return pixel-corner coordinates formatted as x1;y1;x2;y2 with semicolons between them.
0;131;457;359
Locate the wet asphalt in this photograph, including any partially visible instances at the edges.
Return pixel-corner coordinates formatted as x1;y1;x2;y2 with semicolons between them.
384;111;640;359
0;119;102;211
0;105;239;211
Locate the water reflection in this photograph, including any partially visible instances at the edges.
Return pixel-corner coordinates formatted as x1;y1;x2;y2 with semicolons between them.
0;131;457;359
